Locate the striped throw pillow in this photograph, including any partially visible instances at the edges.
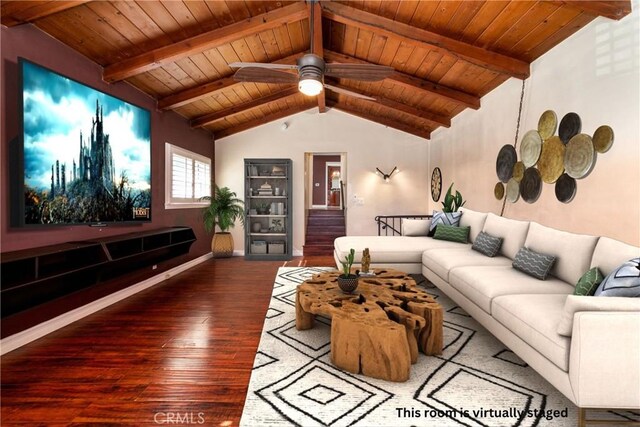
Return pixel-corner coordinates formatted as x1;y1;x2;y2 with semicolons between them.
512;247;556;280
472;231;503;257
429;211;463;235
433;225;469;243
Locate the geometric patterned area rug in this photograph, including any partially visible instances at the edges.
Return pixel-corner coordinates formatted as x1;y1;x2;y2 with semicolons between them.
239;267;631;427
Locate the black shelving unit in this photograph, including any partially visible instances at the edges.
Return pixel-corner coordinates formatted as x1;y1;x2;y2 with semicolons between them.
244;159;292;260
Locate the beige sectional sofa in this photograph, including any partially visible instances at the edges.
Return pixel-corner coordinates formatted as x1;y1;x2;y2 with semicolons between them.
333;207;640;412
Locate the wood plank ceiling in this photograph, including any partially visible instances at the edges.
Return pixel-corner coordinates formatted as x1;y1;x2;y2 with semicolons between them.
2;1;632;140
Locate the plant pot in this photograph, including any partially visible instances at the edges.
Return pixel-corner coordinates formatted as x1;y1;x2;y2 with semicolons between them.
337;274;359;294
211;232;234;258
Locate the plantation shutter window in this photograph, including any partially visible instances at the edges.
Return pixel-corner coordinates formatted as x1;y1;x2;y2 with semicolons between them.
165;143;211;209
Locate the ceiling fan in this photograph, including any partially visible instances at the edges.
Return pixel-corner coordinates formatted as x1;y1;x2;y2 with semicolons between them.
228;1;393;101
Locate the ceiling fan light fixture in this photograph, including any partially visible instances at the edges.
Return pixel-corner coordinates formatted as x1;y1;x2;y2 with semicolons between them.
299;76;323;96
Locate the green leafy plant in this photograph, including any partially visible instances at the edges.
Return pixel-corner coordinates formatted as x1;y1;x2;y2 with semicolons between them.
340;248;356;278
441;183;466;212
201;185;245;233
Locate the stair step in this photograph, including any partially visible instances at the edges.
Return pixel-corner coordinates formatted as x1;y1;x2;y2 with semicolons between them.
308;215;344;221
308;210;344;216
303;244;335;256
305;237;341;244
306;226;345;233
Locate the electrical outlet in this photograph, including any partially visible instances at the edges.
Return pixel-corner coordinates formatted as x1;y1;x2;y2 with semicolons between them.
152;264;158;270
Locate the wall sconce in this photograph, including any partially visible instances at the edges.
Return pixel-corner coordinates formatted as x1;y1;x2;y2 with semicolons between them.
375;166;398;182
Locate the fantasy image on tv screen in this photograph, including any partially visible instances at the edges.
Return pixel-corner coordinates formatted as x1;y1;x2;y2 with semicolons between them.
21;59;151;225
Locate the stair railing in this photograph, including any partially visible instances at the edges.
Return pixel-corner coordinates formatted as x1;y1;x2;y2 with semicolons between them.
339;180;346;214
374;214;432;236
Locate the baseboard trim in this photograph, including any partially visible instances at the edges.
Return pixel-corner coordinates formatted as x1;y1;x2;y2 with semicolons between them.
0;253;213;355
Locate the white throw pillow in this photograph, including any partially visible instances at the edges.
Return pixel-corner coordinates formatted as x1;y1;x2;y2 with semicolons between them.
556;295;640;336
402;219;431;236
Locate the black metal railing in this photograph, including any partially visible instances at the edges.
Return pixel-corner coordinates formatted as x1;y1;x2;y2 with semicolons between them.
374;214;432;236
340;180;346;214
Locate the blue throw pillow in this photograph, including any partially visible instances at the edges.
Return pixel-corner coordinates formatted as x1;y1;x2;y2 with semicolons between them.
594;258;640;297
429;211;462;236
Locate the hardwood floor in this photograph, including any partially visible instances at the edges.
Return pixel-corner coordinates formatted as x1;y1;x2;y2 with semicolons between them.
1;255;336;426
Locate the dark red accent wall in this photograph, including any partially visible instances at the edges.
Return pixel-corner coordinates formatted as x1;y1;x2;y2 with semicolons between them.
312;155;340;205
1;24;213;257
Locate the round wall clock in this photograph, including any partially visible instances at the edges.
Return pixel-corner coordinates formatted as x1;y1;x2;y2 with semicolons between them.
431;167;442;202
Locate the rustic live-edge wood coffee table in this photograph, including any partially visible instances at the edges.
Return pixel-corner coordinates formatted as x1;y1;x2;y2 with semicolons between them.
295;268;443;382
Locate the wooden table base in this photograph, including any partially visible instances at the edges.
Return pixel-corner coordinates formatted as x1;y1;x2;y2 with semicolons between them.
295;269;443;382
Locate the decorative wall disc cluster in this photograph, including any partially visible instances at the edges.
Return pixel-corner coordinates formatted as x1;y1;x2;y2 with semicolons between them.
494;110;614;204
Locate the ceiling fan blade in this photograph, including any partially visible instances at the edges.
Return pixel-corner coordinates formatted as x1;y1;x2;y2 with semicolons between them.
325;63;394;81
324;84;376;101
228;62;298;70
233;67;299;84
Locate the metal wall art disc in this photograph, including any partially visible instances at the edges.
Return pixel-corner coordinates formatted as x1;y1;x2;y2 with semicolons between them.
564;133;595;179
496;145;517;183
506;178;520;203
593;125;614;153
538;136;565;184
559;112;582;144
512;161;525;182
555;173;577;203
494;182;505;200
520;130;543;167
520;167;542;203
538;110;558;140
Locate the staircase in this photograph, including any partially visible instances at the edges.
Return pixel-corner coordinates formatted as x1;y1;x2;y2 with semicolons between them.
303;209;345;256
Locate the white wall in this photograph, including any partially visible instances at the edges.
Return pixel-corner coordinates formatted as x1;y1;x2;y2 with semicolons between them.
215;108;429;255
429;4;640;245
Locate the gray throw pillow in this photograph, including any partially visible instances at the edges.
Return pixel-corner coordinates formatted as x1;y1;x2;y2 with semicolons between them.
512;247;556;280
472;231;503;257
429;210;462;235
594;258;640;297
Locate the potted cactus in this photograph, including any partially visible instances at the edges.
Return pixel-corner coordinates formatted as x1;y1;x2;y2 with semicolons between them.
337;248;359;293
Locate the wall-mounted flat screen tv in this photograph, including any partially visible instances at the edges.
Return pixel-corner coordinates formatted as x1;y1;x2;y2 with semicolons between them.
18;58;151;226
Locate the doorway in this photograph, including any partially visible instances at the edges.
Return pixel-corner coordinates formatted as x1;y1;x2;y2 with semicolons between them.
307;153;345;209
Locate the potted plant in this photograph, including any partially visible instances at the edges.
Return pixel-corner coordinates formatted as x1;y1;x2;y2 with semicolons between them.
337;248;359;293
202;185;245;258
441;183;466;212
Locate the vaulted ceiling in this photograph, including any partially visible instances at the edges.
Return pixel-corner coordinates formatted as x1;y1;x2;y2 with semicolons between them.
2;0;632;140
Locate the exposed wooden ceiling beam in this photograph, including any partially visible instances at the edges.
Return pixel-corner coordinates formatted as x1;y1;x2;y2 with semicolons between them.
324;50;480;110
158;52;303;110
214;101;316;140
327;82;450;128
1;1;89;27
321;2;530;79
191;87;300;128
310;0;326;113
558;1;632;20
103;2;308;83
327;100;431;140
